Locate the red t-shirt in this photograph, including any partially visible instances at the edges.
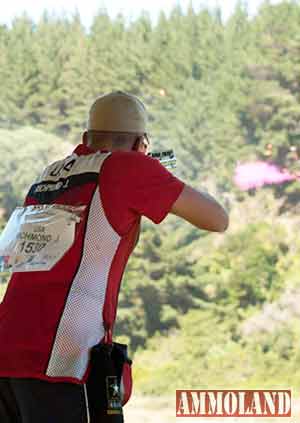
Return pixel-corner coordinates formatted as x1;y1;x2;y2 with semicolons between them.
0;144;184;384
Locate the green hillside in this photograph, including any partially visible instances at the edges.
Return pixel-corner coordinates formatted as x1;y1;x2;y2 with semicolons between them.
1;0;300;393
133;196;300;392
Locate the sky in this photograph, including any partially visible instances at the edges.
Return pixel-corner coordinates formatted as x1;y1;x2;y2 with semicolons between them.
0;0;284;27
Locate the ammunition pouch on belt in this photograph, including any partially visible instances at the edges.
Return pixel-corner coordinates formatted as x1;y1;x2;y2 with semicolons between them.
87;341;133;422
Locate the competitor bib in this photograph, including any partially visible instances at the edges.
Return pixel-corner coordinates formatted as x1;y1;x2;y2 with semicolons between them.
0;204;85;273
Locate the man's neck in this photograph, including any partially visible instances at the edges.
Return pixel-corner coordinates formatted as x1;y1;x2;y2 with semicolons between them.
87;142;132;153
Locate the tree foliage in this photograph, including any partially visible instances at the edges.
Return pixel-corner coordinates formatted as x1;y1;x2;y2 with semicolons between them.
1;1;300;391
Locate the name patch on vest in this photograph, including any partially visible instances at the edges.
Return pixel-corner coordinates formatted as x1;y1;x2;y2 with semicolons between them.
0;204;85;273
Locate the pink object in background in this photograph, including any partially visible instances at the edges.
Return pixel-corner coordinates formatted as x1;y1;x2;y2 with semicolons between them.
234;161;298;190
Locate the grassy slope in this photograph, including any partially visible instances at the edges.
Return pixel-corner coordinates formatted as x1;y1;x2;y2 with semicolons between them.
133;307;300;395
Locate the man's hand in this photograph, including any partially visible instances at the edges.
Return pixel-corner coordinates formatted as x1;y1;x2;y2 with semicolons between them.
170;185;229;232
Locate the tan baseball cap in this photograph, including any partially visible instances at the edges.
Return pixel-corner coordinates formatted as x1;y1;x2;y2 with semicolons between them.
87;91;148;133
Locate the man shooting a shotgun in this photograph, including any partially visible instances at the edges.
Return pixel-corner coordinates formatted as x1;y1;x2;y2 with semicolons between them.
0;91;229;422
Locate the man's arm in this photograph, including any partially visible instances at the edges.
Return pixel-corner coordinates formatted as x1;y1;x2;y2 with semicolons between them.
170;185;229;233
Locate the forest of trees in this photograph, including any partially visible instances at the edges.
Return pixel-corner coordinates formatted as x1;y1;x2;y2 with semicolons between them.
1;0;300;393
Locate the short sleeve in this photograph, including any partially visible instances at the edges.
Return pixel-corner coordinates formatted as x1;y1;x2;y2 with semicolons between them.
100;151;185;235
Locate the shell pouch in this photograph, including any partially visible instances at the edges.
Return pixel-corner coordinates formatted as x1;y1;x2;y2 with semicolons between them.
88;341;133;422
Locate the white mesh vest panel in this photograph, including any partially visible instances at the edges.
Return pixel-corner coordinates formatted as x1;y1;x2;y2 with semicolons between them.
46;155;121;379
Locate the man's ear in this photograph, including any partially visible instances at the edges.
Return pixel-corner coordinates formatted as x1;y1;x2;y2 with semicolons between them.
132;137;142;151
82;130;88;146
134;136;149;154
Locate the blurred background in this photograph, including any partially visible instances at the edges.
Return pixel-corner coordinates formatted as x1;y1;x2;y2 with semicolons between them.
1;0;300;421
